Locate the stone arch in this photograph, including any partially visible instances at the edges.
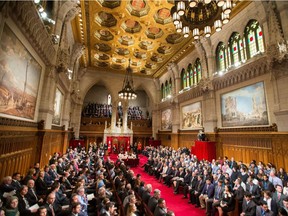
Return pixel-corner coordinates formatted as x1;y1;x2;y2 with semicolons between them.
134;83;156;106
81;78;117;105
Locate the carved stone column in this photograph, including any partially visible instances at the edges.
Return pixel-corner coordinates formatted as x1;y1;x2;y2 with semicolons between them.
169;62;181;94
111;101;118;130
202;90;217;132
38;67;56;129
122;100;129;131
71;102;82;139
152;109;160;138
172;103;180;133
62;95;71;130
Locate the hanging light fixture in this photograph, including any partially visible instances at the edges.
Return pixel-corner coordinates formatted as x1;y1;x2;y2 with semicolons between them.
118;59;137;100
171;0;235;40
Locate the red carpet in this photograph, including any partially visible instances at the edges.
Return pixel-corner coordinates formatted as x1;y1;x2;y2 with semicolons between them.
109;154;205;216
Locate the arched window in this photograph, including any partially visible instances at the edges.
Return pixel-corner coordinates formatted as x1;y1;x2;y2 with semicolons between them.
229;32;242;66
244;20;265;59
216;42;228;72
169;78;172;95
188;64;193;87
161;83;164;99
165;80;168;98
181;69;186;89
195;58;202;83
186;70;190;87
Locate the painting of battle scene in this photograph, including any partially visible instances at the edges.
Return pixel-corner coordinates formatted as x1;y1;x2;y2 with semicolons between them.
221;82;269;127
161;109;172;130
0;24;42;120
181;102;202;129
52;88;63;125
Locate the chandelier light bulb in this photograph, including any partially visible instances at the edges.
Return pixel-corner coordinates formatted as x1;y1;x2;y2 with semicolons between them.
176;21;183;33
173;12;180;25
223;0;232;14
183;26;190;38
214;20;222;32
204;26;211;37
189;0;198;8
222;12;230;24
177;1;185;16
204;0;211;4
193;28;200;40
216;0;225;7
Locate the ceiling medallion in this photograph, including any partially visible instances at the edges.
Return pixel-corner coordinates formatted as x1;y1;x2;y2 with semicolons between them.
171;0;233;39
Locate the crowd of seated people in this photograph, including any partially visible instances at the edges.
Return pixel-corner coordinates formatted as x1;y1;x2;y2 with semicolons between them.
142;146;288;216
0;144;175;216
82;103;148;121
82;103;112;118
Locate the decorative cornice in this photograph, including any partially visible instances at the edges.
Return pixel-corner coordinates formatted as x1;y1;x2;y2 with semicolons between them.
0;117;38;128
212;56;269;91
8;1;56;66
214;123;278;133
177;85;203;103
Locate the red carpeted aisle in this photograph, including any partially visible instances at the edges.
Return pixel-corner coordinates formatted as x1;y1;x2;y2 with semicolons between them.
109;154;205;216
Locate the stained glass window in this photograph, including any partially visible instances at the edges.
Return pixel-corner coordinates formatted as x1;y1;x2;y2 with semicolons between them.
229;32;241;65
216;42;227;72
245;20;265;58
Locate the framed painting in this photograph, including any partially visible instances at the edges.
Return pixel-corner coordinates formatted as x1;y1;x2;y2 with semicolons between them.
0;24;42;120
221;82;269;127
181;102;202;129
161;109;172;130
52;88;64;125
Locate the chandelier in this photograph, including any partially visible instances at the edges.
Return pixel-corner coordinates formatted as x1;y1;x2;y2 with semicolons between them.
118;59;137;100
171;0;234;39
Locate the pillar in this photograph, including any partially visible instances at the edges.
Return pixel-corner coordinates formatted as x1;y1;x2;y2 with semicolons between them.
38;67;56;129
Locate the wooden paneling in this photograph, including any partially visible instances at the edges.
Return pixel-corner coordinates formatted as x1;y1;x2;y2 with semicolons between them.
0;117;72;179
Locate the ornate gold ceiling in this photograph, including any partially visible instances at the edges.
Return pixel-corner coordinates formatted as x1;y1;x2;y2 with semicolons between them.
72;0;250;78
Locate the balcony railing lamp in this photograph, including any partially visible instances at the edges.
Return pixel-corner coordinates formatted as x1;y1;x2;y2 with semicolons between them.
118;59;137;100
171;0;234;40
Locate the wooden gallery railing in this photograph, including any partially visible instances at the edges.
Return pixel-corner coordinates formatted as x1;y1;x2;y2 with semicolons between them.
0;117;73;179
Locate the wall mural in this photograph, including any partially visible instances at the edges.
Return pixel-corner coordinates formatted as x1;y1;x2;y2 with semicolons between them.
181;102;202;129
52;88;63;125
161;109;172;130
221;82;269;127
0;24;42;120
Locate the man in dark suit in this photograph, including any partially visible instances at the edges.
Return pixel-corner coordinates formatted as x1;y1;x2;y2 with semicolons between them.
44;192;63;216
154;198;167;216
199;178;215;209
148;189;161;213
272;184;286;208
246;178;261;204
183;171;197;199
190;175;205;206
142;184;152;204
11;172;22;191
26;179;43;205
69;202;82;216
261;175;274;192
240;192;257;216
17;185;38;216
256;201;274;216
